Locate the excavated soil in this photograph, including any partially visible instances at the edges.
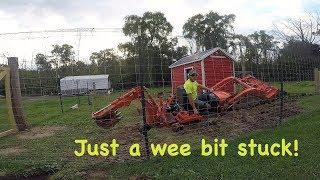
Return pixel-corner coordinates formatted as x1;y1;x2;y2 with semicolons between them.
179;98;303;139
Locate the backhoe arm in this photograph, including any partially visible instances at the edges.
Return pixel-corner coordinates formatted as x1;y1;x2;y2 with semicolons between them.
92;87;143;128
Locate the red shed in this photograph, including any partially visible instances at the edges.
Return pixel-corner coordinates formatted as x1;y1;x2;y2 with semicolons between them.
169;47;235;93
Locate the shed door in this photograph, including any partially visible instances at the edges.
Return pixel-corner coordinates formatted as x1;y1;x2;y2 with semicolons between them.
184;67;194;80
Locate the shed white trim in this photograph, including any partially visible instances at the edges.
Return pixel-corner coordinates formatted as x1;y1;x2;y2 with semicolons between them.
200;60;206;86
169;47;235;68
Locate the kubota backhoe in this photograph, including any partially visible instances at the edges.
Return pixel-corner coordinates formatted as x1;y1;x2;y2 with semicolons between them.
92;75;279;130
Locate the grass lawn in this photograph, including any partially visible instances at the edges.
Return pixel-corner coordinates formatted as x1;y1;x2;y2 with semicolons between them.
273;81;315;94
0;84;319;179
0;98;13;132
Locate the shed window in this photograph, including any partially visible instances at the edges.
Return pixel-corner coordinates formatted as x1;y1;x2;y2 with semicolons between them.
184;67;194;80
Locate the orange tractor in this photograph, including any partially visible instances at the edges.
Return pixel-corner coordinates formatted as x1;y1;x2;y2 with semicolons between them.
92;75;279;130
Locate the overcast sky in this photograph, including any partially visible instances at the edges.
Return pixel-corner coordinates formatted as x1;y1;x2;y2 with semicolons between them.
0;0;319;67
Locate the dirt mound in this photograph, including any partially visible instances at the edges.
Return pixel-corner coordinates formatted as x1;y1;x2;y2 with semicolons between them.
0;146;24;156
177;98;303;139
114;98;302;146
17;126;67;140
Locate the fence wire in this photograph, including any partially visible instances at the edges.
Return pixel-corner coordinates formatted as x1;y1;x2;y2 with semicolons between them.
0;30;319;168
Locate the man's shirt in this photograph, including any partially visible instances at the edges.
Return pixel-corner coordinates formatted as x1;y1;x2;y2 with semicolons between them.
183;79;199;100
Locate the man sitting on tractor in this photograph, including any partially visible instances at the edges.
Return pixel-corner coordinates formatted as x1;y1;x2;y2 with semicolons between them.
183;70;215;115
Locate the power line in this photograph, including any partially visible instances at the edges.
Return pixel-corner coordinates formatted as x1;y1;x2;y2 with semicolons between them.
0;27;122;36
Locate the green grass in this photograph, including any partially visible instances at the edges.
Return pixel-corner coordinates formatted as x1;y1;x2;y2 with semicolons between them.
0;98;13;132
0;85;319;179
273;81;315;94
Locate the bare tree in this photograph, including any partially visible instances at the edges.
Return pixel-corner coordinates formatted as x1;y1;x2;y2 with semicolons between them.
273;12;320;44
314;12;320;36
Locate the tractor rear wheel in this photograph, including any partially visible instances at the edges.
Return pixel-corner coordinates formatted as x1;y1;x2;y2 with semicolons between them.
171;123;184;132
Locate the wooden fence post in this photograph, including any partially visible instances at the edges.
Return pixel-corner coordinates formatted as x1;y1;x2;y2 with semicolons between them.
8;57;28;131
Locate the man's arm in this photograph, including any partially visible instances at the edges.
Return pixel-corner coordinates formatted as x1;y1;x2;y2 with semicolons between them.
187;94;198;114
198;84;212;92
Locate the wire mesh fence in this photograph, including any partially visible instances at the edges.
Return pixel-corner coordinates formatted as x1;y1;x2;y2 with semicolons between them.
0;29;319;172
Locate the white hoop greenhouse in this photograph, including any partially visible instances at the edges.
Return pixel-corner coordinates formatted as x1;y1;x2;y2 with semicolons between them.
60;74;111;96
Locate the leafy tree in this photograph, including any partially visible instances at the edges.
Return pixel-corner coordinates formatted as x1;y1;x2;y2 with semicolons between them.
90;48;121;87
34;53;52;71
120;11;187;86
172;46;188;61
248;30;278;60
72;61;88;75
229;34;251;74
123;12;173;46
90;49;119;67
281;40;320;57
277;40;320;81
183;11;235;50
51;44;75;67
117;43;138;86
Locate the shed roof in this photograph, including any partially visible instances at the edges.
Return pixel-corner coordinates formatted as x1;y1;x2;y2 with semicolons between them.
169;47;235;68
61;74;109;81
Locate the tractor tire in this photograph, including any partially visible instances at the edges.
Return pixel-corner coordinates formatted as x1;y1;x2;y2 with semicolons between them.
171;123;184;132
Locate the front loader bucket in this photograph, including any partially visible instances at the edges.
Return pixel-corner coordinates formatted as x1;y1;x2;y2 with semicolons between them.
241;75;280;100
92;111;122;129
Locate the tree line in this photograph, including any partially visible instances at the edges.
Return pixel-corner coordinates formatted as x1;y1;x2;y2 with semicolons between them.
19;11;320;96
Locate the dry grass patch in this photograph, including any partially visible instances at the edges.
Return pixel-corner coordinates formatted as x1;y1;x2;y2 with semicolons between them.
17;126;67;140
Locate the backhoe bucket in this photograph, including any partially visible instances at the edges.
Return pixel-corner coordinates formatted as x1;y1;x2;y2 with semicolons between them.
92;111;122;129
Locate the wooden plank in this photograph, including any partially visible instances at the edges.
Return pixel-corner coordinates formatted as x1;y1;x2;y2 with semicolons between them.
4;69;17;132
0;71;6;80
200;60;206;86
0;129;17;138
0;68;17;138
0;67;9;71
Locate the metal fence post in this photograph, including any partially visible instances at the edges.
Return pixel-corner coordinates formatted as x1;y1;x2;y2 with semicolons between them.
57;76;64;113
76;80;80;105
314;68;319;95
279;54;284;125
138;25;150;158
